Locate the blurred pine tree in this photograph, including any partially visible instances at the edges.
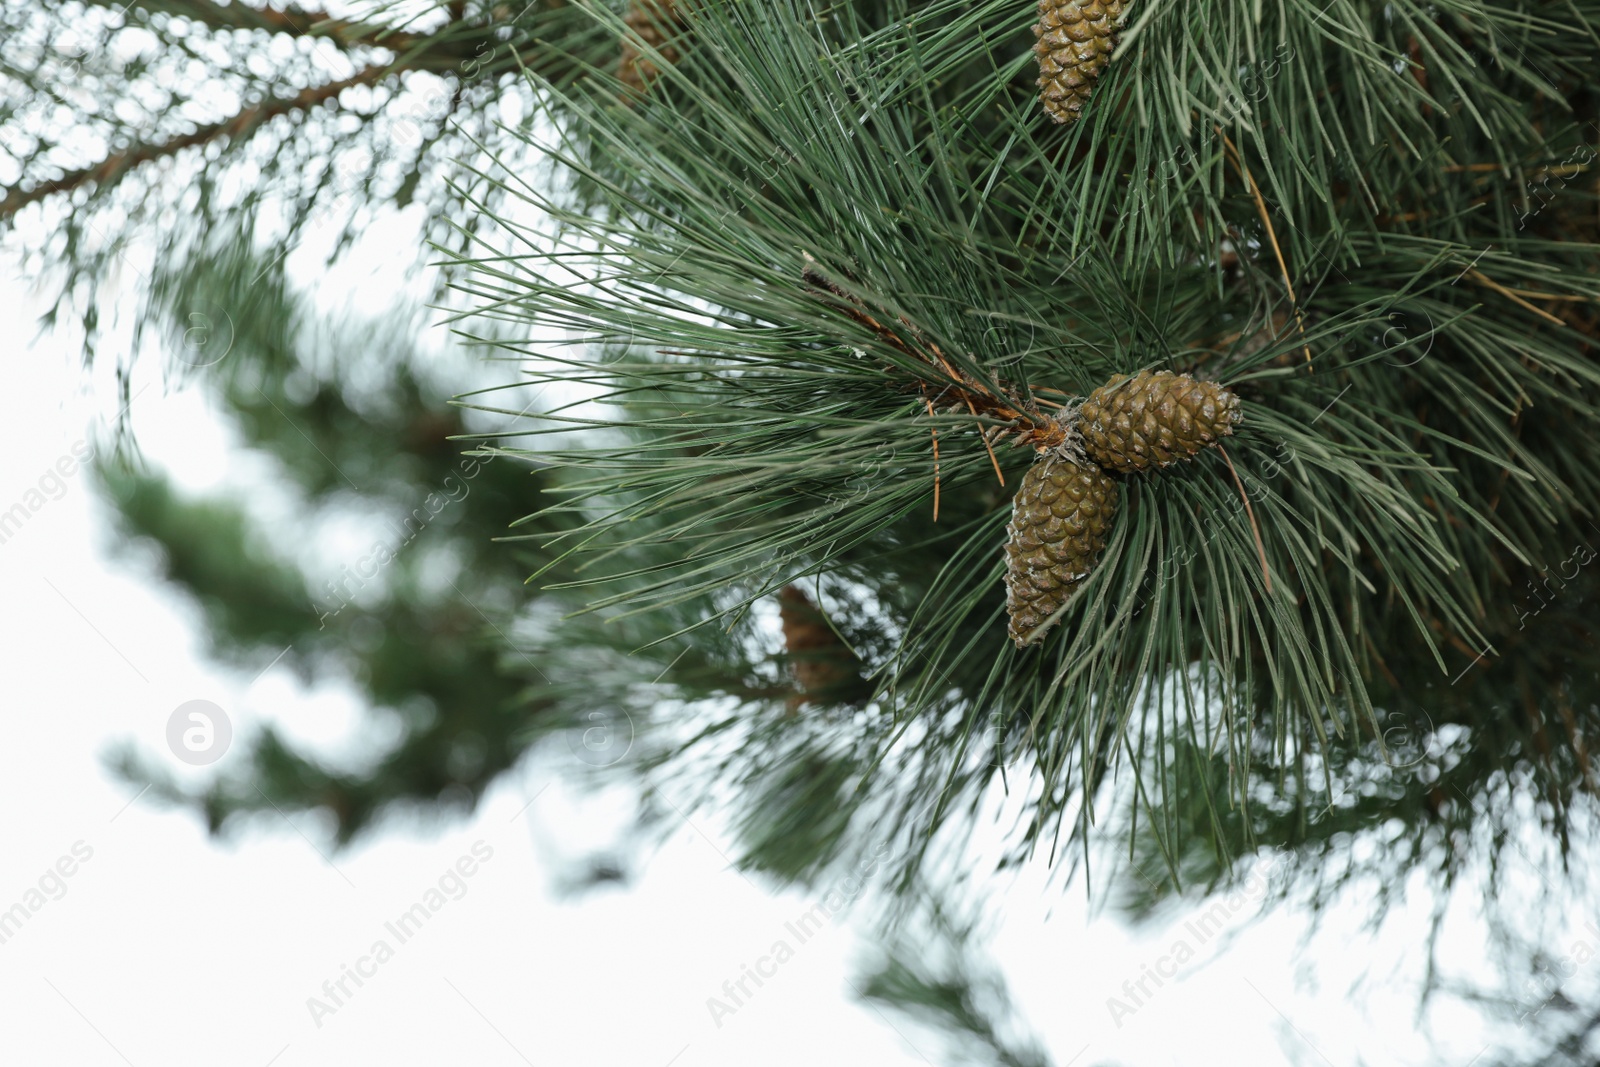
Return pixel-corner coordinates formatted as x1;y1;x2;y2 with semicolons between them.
97;236;583;841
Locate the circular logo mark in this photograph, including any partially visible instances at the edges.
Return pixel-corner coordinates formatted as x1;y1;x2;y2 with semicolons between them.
1381;309;1436;369
982;709;1030;770
569;708;634;768
980;314;1037;368
1379;706;1435;771
175;305;236;369
166;700;233;766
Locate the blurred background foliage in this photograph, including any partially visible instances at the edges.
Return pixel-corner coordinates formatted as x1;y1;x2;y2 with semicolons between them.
97;233;582;843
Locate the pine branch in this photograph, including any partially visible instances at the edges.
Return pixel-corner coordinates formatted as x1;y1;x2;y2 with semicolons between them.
76;0;429;50
800;256;1069;455
0;1;587;223
0;0;607;363
0;66;394;221
432;0;1600;902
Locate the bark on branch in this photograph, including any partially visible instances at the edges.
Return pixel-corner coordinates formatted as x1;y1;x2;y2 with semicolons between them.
0;66;394;221
79;0;432;53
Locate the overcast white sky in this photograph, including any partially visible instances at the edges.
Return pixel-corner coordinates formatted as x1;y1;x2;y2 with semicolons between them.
0;211;1576;1067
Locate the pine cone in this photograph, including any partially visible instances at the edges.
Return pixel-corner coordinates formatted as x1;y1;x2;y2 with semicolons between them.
619;0;683;93
1077;370;1241;473
779;586;865;709
1033;0;1125;126
1004;456;1118;647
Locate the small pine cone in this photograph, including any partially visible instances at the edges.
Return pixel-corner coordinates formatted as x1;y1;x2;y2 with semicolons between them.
1004;456;1118;647
1033;0;1125;126
1077;370;1241;473
619;0;683;93
779;586;865;709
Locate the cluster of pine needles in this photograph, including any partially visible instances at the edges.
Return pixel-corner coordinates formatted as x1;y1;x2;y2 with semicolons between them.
444;0;1600;906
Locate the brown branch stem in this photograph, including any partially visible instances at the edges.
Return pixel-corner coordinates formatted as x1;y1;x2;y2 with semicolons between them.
801;257;1065;454
80;0;433;53
1;66;395;221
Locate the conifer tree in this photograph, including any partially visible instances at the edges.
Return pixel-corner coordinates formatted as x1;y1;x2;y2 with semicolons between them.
7;1;1600;1058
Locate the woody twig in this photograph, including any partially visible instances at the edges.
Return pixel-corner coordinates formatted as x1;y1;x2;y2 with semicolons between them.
800;256;1067;460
